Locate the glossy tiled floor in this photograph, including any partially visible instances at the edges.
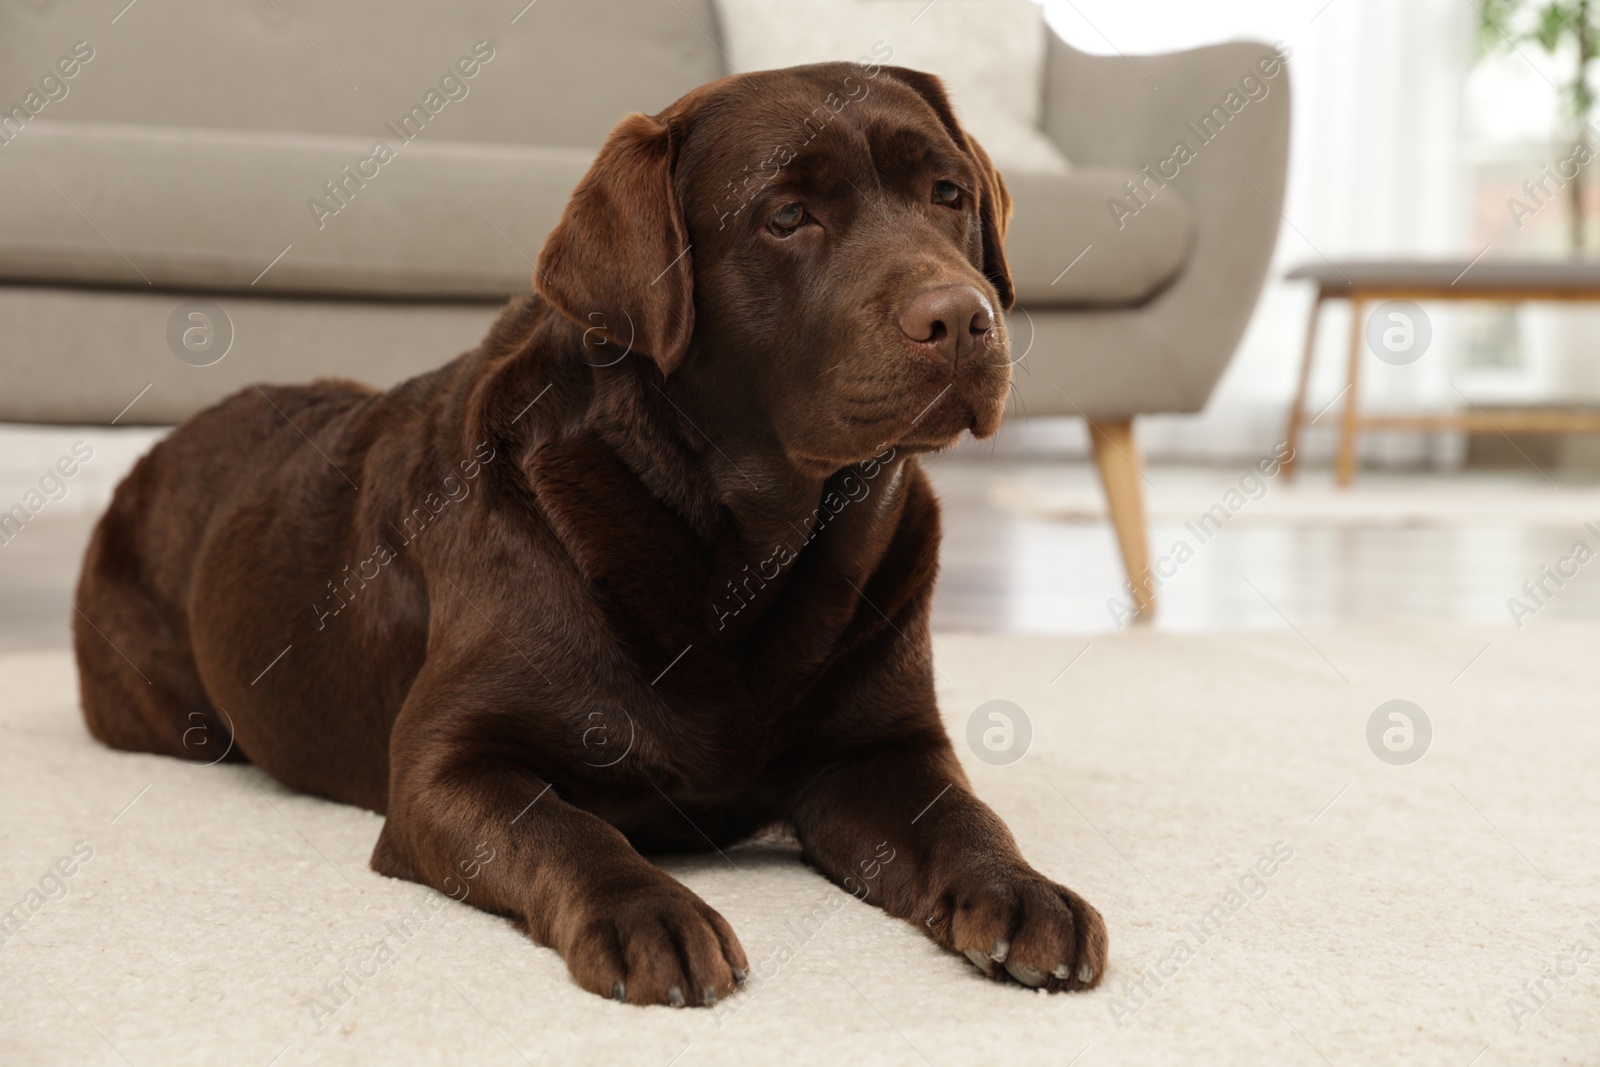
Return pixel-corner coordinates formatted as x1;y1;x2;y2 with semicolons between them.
923;458;1600;633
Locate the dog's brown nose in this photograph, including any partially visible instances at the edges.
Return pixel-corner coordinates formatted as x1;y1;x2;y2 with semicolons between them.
896;284;994;363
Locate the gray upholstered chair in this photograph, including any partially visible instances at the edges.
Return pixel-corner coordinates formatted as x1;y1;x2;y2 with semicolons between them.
0;1;1288;614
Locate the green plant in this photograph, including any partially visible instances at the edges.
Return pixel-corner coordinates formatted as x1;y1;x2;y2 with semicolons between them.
1479;0;1598;253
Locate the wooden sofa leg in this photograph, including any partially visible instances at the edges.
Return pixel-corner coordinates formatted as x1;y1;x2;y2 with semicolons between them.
1089;418;1154;621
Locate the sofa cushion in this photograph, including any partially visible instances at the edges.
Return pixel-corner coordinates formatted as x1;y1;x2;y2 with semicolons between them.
1004;167;1194;307
0;286;496;425
0;121;592;299
0;0;724;151
714;0;1069;175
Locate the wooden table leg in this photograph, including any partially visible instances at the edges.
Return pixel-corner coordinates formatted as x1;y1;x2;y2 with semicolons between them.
1335;296;1365;487
1281;290;1325;482
1089;418;1154;620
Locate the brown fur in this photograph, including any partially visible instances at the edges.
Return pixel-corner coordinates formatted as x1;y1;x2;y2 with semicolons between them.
73;63;1106;1006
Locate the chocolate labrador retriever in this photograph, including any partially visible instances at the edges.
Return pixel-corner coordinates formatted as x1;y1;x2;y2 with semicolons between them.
74;62;1107;1006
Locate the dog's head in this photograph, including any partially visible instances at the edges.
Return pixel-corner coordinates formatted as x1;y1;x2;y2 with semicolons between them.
535;62;1014;472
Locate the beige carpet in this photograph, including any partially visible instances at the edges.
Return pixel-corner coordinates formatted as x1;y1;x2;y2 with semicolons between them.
2;623;1597;1066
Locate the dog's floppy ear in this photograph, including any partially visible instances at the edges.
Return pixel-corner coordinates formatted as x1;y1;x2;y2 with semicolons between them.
882;67;1015;310
534;112;694;375
963;134;1015;309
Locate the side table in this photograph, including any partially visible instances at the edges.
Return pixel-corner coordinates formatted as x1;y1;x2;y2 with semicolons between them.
1281;258;1600;484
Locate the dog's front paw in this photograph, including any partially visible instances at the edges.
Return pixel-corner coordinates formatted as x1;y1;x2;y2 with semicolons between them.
924;865;1107;991
562;875;749;1007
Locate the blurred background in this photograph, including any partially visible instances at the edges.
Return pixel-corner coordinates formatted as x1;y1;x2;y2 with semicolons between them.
933;0;1600;631
3;0;1600;647
1033;0;1597;466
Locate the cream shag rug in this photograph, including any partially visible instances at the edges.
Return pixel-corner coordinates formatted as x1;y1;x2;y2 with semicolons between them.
2;622;1597;1066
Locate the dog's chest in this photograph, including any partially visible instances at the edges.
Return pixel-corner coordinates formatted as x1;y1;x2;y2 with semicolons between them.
554;702;787;845
529;436;912;805
532;434;901;655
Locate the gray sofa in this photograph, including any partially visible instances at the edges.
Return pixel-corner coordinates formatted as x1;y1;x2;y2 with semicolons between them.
0;0;1289;614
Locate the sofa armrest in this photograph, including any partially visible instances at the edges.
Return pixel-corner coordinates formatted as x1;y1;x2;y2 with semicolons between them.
1041;35;1290;183
1017;33;1291;418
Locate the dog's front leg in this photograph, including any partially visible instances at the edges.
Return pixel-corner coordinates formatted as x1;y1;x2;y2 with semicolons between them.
372;676;748;1008
788;732;1107;991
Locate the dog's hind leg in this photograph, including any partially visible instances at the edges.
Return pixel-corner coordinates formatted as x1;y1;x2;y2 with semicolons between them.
72;482;242;766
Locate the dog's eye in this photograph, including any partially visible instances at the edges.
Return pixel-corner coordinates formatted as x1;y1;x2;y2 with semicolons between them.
770;202;807;234
933;180;964;208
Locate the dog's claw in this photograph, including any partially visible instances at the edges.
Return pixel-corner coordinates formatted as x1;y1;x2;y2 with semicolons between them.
1005;962;1049;988
1077;963;1095;984
732;967;748;984
667;985;685;1007
964;947;997;976
989;939;1010;962
612;981;627;1002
